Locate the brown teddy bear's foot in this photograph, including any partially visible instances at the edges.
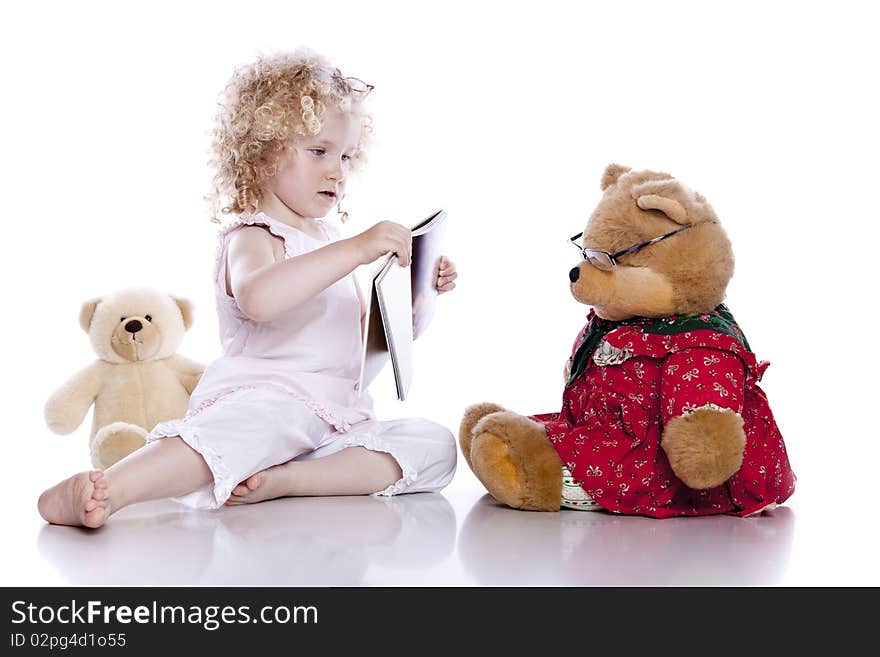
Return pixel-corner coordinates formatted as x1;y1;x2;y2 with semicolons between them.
459;402;507;473
92;422;148;469
470;411;563;512
662;408;746;489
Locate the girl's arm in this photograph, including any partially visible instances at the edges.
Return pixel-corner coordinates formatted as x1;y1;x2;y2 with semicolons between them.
230;222;411;323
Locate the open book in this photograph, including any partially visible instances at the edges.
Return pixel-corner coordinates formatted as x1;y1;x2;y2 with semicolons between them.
357;210;448;400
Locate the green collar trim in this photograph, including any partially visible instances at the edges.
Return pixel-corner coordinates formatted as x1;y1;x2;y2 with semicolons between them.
566;304;749;387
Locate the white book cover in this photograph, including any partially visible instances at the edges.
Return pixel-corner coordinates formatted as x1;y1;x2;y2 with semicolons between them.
357;210;447;400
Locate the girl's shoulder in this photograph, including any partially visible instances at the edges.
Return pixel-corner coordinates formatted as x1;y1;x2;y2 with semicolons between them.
217;213;294;262
218;212;285;242
214;214;287;287
222;212;339;245
226;222;286;263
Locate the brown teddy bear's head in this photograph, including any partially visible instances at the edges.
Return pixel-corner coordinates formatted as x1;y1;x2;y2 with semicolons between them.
79;288;194;363
569;164;734;320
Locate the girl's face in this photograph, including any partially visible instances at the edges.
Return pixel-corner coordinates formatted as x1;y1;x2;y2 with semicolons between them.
266;108;362;220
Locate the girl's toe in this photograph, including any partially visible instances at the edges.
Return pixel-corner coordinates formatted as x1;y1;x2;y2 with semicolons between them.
82;507;106;529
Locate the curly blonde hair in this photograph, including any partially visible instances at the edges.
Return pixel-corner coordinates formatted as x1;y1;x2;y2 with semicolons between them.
208;50;372;220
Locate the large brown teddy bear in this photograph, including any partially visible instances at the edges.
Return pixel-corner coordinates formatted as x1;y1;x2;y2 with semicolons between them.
460;165;796;518
45;288;204;468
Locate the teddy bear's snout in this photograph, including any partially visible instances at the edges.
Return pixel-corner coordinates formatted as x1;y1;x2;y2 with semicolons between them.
569;266;581;283
124;319;143;334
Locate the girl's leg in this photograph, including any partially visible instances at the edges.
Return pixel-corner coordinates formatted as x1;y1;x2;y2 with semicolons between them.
226;446;402;505
226;418;456;505
38;436;213;528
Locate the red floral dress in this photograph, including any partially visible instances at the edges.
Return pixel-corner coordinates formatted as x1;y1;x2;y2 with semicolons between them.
531;306;796;518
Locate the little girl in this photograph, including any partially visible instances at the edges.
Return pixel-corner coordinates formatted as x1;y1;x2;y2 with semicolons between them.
39;50;459;528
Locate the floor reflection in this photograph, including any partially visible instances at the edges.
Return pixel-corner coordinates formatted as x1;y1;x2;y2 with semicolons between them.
37;493;456;586
458;495;796;586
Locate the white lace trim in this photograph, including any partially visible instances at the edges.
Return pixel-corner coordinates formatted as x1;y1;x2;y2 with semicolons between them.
214;213;296;268
147;420;234;507
340;432;417;497
593;340;633;367
680;402;741;418
185;383;354;433
214;213;332;271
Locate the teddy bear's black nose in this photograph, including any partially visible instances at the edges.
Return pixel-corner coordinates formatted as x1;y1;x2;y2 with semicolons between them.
124;320;143;334
569;266;581;283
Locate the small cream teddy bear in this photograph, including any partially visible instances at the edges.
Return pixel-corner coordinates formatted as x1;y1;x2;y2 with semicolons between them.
45;288;204;468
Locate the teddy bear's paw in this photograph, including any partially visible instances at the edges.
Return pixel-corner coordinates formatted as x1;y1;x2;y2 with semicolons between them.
470;412;563;512
44;397;84;435
662;408;746;490
92;422;148;469
459;403;507;473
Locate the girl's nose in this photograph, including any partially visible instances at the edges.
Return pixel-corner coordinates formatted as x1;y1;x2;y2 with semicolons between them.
326;163;344;181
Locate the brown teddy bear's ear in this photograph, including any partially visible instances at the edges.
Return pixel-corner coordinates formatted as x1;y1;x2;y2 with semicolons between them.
600;164;632;190
79;298;101;333
636;194;689;224
632;179;691;225
173;296;194;330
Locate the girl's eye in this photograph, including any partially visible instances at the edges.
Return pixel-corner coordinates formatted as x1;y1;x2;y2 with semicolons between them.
308;148;325;156
341;154;352;162
145;315;152;322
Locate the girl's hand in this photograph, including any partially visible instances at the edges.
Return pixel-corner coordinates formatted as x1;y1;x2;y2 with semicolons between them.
437;256;458;294
352;221;413;266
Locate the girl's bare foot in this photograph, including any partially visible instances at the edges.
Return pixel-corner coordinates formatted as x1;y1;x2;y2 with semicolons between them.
38;471;110;528
225;462;297;506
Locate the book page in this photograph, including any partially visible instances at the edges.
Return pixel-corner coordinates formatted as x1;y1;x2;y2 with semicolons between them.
412;209;444;235
375;256;414;400
357;255;392;395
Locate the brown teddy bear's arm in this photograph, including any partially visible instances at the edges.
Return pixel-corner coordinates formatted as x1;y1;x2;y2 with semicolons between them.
166;354;205;395
658;348;746;421
44;361;106;434
658;348;747;489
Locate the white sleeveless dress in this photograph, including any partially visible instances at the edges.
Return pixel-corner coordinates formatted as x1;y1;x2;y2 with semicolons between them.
147;212;456;509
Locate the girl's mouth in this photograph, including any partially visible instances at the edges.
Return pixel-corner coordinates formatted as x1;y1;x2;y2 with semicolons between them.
318;191;337;200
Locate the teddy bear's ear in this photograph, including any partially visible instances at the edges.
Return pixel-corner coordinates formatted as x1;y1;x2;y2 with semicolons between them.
632;179;693;225
79;297;101;333
636;194;689;224
173;296;194;330
600;164;632;191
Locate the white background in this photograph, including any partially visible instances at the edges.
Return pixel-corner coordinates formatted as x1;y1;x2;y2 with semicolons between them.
1;0;878;585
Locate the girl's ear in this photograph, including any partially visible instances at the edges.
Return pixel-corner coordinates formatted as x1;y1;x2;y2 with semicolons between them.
79;297;101;333
173;296;194;330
